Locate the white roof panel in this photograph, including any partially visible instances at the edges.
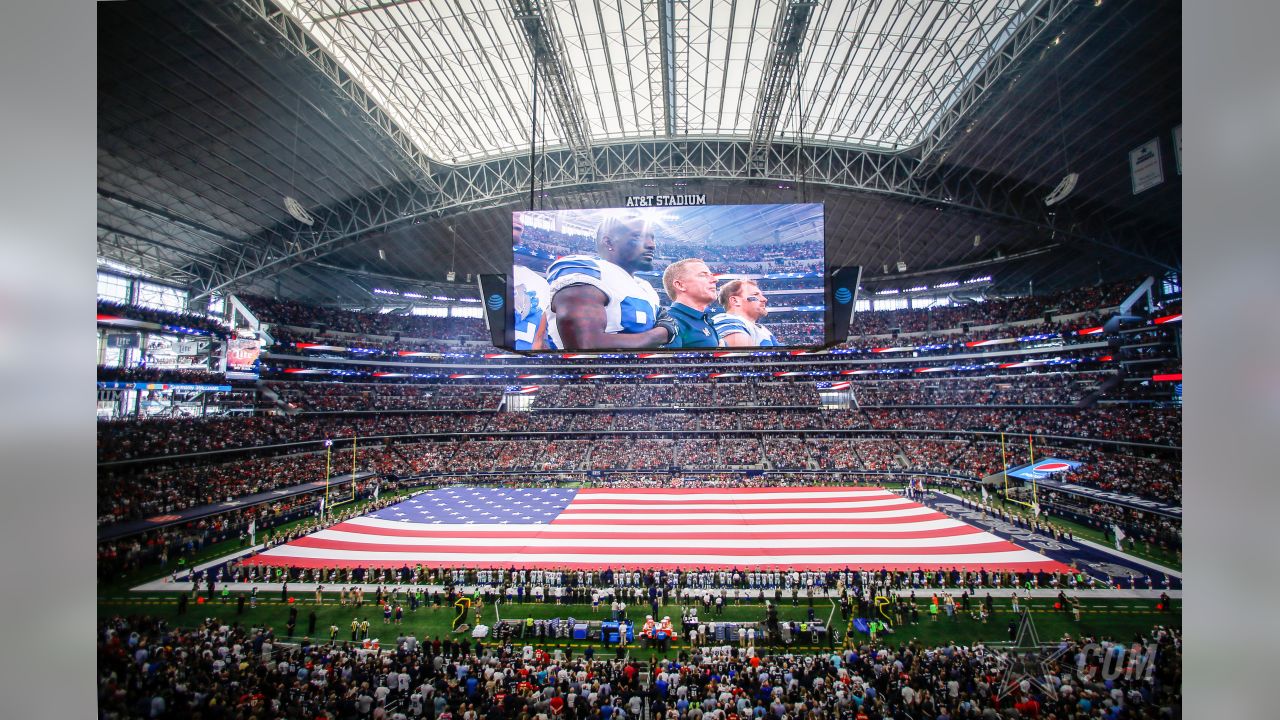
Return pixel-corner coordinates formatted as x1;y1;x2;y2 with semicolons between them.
275;0;1039;162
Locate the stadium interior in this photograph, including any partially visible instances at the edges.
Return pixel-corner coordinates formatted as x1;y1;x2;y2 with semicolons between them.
97;1;1181;718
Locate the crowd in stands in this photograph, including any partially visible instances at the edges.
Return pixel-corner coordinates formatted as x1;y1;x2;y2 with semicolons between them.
97;300;231;337
896;439;971;474
97;365;229;386
674;439;720;469
96;404;1180;472
98;415;492;463
852;373;1102;406
98;416;303;462
266;382;501;413
847;281;1135;336
793;439;859;471
533;383;818;410
98;362;1181;534
720;439;763;467
852;407;1181;446
260;354;1159;395
589;440;675;471
941;408;1181;447
98;606;1181;719
449;439;592;473
763;438;809;470
242;294;488;341
849;440;903;472
1046;446;1182;506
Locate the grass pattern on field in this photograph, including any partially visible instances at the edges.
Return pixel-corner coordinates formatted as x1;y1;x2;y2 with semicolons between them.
98;595;1180;654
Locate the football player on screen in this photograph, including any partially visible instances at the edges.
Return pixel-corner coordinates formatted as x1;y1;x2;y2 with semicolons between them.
546;213;679;350
510;213;550;350
712;278;778;347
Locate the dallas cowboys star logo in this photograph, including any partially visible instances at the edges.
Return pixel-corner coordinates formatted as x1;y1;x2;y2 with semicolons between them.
990;610;1071;700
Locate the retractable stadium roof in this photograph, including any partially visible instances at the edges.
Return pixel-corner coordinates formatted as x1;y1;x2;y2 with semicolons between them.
97;0;1180;306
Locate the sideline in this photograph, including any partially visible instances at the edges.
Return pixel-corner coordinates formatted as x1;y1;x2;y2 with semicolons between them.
1070;536;1182;578
126;578;1181;601
931;491;1182;580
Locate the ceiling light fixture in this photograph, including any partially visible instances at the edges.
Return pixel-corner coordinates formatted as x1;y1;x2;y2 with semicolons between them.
1044;173;1079;206
283;196;314;226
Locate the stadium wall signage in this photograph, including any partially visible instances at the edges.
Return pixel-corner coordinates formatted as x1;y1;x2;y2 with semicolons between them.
623;194;707;207
1006;458;1083;481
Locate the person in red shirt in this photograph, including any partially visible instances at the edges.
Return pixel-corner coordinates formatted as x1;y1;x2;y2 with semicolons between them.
1014;696;1041;718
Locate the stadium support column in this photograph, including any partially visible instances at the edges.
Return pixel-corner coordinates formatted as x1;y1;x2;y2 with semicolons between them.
528;48;538;211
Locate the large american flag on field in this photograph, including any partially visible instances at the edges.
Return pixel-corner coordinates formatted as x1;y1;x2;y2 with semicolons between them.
250;486;1068;572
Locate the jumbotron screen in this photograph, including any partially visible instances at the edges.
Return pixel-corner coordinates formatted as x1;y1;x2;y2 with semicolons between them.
509;204;826;352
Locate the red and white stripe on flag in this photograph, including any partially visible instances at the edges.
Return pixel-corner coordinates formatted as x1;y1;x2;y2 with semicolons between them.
249;487;1069;572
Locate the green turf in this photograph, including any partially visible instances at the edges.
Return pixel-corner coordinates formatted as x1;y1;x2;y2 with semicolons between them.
97;593;1179;654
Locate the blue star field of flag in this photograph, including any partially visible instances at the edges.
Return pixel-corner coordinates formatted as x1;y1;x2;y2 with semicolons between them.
365;487;578;525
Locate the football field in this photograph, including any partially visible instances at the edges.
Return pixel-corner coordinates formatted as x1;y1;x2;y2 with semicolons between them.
247;486;1072;572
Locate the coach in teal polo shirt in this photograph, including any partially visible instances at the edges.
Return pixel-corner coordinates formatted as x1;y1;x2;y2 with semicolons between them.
659;258;721;349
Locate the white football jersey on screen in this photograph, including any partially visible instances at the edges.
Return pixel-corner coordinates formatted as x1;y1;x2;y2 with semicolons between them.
545;254;660;349
711;312;778;347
